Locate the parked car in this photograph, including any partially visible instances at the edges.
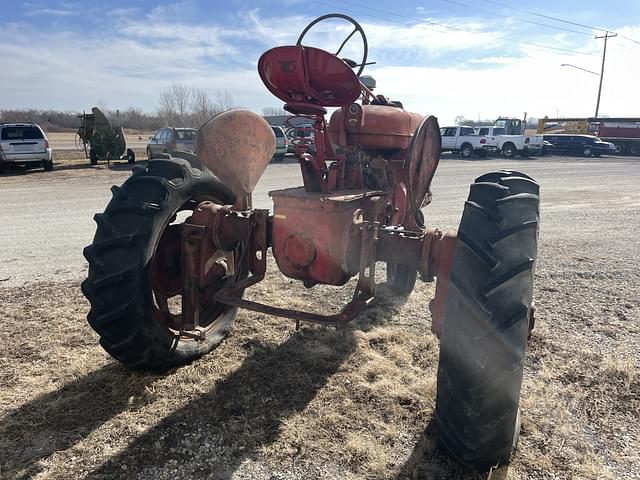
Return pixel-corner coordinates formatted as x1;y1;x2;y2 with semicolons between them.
285;125;316;155
147;127;196;160
271;125;288;162
476;126;544;158
440;126;495;157
0;123;53;173
542;134;616;157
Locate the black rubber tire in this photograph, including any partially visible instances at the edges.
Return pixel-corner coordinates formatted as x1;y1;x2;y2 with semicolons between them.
81;158;243;372
435;169;540;471
272;154;285;162
89;149;98;165
460;143;473;158
583;146;593;157
386;262;417;295
0;162;5;174
629;143;640;156
43;159;53;171
147;148;153;161
127;148;136;164
502;143;516;158
613;143;625;155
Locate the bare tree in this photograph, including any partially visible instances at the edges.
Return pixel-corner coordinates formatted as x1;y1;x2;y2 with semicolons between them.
159;83;191;125
262;106;288;116
190;87;214;128
213;90;234;114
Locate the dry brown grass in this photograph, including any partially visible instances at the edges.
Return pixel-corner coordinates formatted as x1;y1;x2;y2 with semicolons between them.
1;246;638;479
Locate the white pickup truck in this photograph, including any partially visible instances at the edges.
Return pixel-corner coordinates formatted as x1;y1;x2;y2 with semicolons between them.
476;126;544;158
440;126;496;158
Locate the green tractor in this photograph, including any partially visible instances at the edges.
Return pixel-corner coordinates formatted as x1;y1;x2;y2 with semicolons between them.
77;107;135;165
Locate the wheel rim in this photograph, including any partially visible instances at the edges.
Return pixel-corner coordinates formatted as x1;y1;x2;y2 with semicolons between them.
149;195;242;340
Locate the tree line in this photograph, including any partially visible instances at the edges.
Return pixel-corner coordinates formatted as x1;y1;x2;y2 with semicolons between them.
0;83;285;132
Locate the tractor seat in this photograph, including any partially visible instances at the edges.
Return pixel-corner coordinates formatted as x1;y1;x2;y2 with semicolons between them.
258;45;361;108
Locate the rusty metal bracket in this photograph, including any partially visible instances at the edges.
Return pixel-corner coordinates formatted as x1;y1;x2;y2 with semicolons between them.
181;222;207;338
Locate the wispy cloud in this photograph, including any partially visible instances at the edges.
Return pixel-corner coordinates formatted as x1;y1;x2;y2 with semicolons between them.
25;7;77;16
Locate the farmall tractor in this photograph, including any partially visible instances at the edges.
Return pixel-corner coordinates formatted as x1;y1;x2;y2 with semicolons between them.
82;14;539;471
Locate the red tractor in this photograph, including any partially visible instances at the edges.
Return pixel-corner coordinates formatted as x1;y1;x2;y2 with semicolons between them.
82;14;539;472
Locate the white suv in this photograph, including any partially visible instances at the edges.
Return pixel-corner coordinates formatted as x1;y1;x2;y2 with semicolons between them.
271;125;288;162
0;123;53;173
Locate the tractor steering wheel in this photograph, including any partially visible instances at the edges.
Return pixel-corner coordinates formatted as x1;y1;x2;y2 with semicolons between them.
296;13;369;77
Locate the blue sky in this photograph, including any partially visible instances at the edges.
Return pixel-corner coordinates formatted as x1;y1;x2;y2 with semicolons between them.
2;0;640;124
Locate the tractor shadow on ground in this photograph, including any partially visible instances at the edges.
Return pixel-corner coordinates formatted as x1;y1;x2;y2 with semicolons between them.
83;327;357;479
0;363;159;480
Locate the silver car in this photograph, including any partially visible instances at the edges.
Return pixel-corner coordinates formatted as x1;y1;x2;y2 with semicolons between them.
0;123;53;173
147;127;196;160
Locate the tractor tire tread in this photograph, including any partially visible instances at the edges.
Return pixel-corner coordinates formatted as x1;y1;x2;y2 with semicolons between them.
435;172;539;471
82;158;240;371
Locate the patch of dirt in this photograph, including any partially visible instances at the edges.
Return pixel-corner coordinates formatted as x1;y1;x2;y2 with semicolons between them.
0;246;638;479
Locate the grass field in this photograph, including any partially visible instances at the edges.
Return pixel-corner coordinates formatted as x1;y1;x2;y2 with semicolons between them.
0;157;638;479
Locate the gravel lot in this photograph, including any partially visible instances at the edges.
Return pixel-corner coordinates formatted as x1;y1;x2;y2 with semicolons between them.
0;154;638;479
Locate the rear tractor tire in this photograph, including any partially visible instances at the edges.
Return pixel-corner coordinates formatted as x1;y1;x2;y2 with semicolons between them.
435;169;539;471
81;158;245;371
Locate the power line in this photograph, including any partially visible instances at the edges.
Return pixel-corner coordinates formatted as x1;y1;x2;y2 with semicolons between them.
440;0;595;37
311;0;599;58
482;0;640;46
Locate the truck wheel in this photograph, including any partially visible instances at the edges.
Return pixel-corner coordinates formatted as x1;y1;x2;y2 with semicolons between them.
89;149;98;165
81;158;245;371
629;143;640;156
502;143;516;158
386;263;417;295
460;143;473;158
613;143;625;154
435;170;539;471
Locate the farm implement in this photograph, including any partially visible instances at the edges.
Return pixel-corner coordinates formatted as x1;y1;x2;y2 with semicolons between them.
82;14;539;471
77;106;136;165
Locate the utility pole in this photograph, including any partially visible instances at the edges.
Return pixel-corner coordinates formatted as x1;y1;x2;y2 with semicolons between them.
594;31;617;118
